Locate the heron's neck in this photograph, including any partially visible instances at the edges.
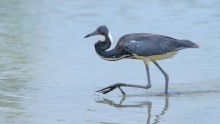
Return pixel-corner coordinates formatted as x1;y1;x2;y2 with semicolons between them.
94;36;126;61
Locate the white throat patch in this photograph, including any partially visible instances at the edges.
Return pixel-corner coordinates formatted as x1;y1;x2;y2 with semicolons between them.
108;31;114;44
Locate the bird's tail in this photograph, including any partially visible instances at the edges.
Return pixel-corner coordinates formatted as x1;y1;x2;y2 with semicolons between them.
179;40;199;48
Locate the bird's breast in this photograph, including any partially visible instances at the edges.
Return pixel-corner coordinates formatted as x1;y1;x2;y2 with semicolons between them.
132;51;178;61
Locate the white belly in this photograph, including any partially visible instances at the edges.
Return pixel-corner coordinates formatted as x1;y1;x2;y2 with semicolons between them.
132;51;178;61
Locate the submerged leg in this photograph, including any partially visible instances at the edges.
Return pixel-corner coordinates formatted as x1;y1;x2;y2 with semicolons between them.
152;60;169;94
96;58;152;95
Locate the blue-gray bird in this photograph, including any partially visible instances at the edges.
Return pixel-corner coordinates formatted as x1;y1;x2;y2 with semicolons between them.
84;25;199;95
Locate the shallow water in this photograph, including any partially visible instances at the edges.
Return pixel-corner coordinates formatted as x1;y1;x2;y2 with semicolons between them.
0;0;220;123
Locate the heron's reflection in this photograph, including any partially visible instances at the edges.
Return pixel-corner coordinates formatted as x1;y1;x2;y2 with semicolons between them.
95;95;169;124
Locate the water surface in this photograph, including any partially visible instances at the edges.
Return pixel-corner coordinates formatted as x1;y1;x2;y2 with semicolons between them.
0;0;220;123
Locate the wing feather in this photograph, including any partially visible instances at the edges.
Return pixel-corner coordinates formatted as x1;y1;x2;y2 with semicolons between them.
122;34;183;56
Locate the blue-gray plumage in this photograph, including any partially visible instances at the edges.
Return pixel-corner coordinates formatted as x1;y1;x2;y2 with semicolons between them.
84;25;199;95
122;34;196;56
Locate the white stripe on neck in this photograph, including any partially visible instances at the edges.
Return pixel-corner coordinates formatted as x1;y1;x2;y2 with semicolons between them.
108;31;114;45
96;52;130;61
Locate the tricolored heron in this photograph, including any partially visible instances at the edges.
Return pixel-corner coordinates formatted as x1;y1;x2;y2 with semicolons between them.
84;25;199;95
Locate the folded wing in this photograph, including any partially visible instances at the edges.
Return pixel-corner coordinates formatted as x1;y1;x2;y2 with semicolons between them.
123;34;188;56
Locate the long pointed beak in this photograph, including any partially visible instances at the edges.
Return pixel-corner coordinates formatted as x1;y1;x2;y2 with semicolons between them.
84;31;97;38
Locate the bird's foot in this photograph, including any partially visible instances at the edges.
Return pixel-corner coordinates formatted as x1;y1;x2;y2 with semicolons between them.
96;83;126;95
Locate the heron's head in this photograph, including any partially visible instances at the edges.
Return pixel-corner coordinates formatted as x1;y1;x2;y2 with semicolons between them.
84;25;113;44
